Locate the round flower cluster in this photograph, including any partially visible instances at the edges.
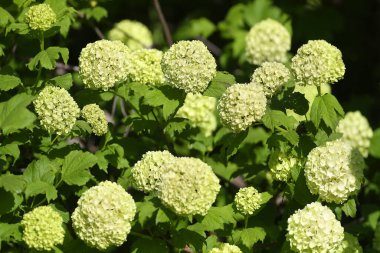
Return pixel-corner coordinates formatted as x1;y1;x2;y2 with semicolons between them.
218;83;267;133
127;49;165;86
161;40;217;93
21;206;64;251
25;4;56;31
291;40;345;86
79;40;130;90
131;150;175;192
176;93;217;137
336;111;373;158
81;104;108;136
287;202;344;253
72;181;136;250
157;157;220;216
305;139;365;203
250;62;291;97
269;152;298;182
108;19;153;50
245;19;291;65
234;186;262;215
34;86;80;135
209;243;242;253
336;233;363;253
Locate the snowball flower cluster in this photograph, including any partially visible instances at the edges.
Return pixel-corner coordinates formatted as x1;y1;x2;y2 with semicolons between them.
335;233;363;253
336;111;373;158
209;243;242;253
127;49;165;86
287;202;344;253
108;19;153;50
234;186;262;215
81;104;108;136
218;83;267;132
34;86;80;135
291;40;345;86
21;206;64;251
72;181;136;250
157;157;220;216
131;150;175;192
79;40;130;90
176;93;217;136
25;4;56;31
250;62;290;97
161;40;217;93
305;139;364;203
269;152;298;182
245;19;291;65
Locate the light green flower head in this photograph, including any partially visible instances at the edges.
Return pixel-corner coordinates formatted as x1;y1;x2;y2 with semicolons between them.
72;181;136;250
218;83;267;133
234;186;262;215
161;40;217;93
287;202;344;253
335;233;363;253
176;93;217;137
291;40;345;86
209;243;242;253
157;157;220;216
131;150;175;193
305;139;364;204
81;104;108;136
34;86;80;135
108;19;153;50
25;4;57;31
245;19;291;65
269;152;299;182
79;40;130;90
250;62;291;97
21;206;64;251
127;49;165;86
336;111;373;158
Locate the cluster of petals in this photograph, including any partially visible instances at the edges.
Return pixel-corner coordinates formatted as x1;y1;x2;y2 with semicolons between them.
25;4;56;31
234;186;262;215
209;243;242;253
81;104;108;136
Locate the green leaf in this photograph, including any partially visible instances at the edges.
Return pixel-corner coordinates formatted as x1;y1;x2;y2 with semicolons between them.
0;174;26;194
222;131;249;160
49;73;73;90
262;109;298;131
199;204;236;231
369;128;380;158
341;199;357;218
0;7;14;27
27;47;69;71
174;17;216;40
0;75;22;91
0;143;20;161
374;222;380;251
310;94;344;129
232;227;266;248
0;223;22;244
6;22;30;35
136;200;157;226
130;238;168;253
61;150;97;186
0;188;15;214
260;192;273;205
81;7;108;22
203;71;235;98
25;181;57;202
13;0;33;8
0;93;36;134
172;229;205;251
46;47;69;64
24;157;58;184
164;118;189;137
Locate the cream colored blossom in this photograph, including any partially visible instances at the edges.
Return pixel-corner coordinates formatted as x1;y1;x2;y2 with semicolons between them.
234;186;262;215
25;4;56;31
81;104;108;136
209;243;242;253
269;152;299;182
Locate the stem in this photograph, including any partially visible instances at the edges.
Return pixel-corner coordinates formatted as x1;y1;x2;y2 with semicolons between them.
317;85;322;96
244;216;249;228
153;0;173;46
130;231;153;240
36;32;45;84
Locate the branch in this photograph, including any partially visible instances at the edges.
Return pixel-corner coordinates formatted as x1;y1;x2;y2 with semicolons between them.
153;0;173;46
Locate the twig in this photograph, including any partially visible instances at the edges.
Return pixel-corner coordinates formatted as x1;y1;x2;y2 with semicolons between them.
195;36;222;56
77;11;104;39
153;0;173;46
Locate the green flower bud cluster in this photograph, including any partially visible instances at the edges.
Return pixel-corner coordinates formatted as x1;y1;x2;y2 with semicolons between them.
269;152;299;182
176;93;217;137
132;151;220;216
81;104;108;136
127;49;165;86
250;62;290;97
161;40;217;93
34;86;80;135
234;186;262;215
287;202;344;253
72;181;136;250
218;83;267;133
209;243;242;253
21;206;64;251
305;139;364;204
245;19;291;65
108;19;153;50
79;40;130;90
335;233;363;253
25;4;57;31
336;111;373;158
291;40;345;86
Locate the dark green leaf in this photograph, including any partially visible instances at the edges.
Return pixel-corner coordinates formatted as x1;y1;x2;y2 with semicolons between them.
0;188;15;214
49;73;73;90
25;181;57;202
199;205;236;231
130;238;168;253
24;157;58;184
203;71;235;98
310;94;344;129
0;143;20;161
172;229;205;251
232;227;266;248
0;174;26;194
61;150;97;186
341;199;357;218
0;223;22;244
262;109;297;131
0;75;22;91
136;200;157;226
